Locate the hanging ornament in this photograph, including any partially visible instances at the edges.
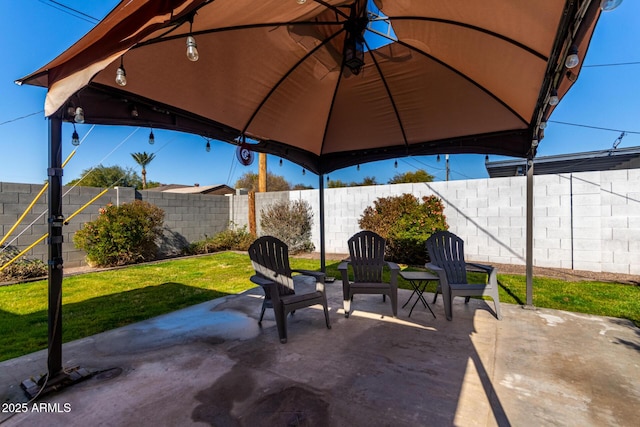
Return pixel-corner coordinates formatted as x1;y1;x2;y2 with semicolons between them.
236;142;254;166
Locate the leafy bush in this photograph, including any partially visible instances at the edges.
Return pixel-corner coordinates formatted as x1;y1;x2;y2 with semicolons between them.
260;199;314;254
359;193;448;264
185;225;255;255
0;246;47;282
73;201;164;267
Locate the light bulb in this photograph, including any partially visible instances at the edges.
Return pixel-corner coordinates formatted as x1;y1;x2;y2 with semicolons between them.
206;141;211;152
148;129;155;145
74;107;85;123
357;164;360;171
394;160;398;168
539;121;547;130
186;36;199;61
71;128;80;146
600;0;623;11
302;168;306;176
565;46;579;69
296;0;307;4
115;66;127;86
279;158;283;167
548;90;559;106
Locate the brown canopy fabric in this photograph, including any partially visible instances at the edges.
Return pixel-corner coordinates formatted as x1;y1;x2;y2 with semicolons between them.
18;0;601;174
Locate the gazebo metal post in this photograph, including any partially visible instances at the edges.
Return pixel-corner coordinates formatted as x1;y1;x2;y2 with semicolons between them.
525;158;534;308
21;115;91;399
47;114;64;377
319;174;326;272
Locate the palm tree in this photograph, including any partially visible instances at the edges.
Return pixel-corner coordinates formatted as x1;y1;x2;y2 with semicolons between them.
131;151;156;189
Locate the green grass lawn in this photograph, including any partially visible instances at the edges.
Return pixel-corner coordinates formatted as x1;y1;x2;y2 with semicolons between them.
1;252;638;362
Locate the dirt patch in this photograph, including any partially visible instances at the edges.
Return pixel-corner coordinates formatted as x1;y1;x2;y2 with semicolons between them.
298;252;639;285
484;261;639;285
3;252;637;286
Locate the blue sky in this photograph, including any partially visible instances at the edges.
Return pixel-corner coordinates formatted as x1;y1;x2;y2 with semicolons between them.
1;1;638;188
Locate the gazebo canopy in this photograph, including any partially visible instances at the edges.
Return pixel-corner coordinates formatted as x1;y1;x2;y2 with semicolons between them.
17;0;604;174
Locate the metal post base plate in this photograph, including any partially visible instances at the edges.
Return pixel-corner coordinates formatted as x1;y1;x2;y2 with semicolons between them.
21;367;92;400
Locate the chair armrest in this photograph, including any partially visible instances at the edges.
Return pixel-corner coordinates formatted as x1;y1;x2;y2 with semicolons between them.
466;263;498;285
250;274;275;287
292;269;326;292
466;262;493;273
338;261;350;284
385;261;400;271
337;261;349;271
425;263;449;287
425;262;441;272
292;269;325;280
385;261;400;286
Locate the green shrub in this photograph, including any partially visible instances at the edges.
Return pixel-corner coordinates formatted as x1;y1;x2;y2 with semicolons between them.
260;199;314;254
359;194;448;264
73;201;164;267
185;226;255;255
0;246;48;282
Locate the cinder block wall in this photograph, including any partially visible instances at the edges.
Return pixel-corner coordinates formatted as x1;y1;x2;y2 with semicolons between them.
0;184;229;268
234;169;639;275
137;190;231;254
2;168;639;274
0;183;135;268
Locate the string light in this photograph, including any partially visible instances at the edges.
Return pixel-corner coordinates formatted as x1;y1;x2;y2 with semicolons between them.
74;107;85;123
205;140;211;152
71;124;80;146
565;46;580;69
115;56;127;86
186;20;199;62
148;128;155;145
548;90;559;106
600;0;623;11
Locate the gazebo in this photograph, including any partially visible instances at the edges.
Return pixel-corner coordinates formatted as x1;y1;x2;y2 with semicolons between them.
17;0;616;394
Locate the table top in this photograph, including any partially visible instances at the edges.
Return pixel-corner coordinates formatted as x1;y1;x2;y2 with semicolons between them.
399;271;439;281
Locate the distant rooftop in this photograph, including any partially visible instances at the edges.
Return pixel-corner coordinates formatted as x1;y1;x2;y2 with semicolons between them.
485;146;640;178
146;184;235;195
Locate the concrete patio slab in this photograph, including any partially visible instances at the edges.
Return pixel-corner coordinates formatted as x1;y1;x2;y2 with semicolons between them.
1;282;638;426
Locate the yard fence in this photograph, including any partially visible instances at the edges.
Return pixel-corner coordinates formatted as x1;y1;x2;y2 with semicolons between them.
1;168;638;274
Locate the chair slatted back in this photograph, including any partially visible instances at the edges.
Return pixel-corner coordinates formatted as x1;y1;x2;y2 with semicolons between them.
248;236;295;294
426;231;468;285
347;231;386;283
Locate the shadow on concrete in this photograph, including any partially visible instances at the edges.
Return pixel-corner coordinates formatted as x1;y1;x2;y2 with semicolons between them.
2;265;639;425
189;265;512;426
0;283;225;363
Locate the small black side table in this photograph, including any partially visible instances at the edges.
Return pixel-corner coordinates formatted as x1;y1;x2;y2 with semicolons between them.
399;271;439;318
